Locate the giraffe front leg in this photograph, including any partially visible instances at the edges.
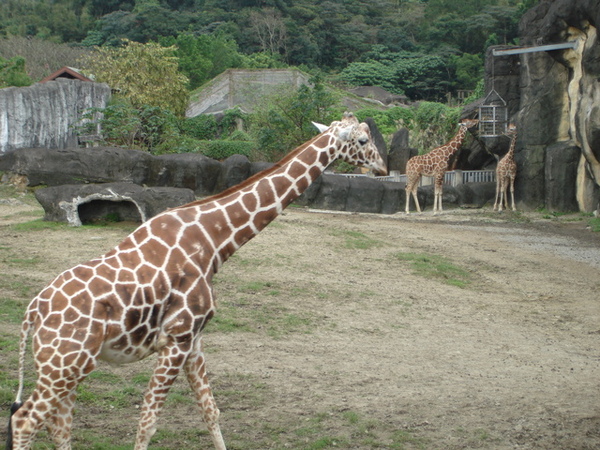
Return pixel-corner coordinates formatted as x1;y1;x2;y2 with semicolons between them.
134;339;189;450
497;181;505;212
433;181;443;214
185;336;226;450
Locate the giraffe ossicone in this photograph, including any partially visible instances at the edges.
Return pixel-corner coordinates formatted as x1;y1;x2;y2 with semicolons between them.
404;118;478;214
493;123;518;212
6;112;386;450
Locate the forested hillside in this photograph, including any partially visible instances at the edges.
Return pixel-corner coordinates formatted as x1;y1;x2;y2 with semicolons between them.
0;0;538;161
1;0;534;98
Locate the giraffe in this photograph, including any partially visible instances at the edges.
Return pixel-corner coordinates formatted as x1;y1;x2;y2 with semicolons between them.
404;118;479;214
6;112;386;450
493;123;517;212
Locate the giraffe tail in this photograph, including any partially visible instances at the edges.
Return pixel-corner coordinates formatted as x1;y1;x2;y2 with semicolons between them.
6;307;34;449
6;401;22;449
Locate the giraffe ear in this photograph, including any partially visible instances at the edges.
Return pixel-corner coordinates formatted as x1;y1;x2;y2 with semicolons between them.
312;122;329;133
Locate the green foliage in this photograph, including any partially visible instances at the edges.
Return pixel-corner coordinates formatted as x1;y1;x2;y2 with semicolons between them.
79;101;179;152
354;107;414;135
179;115;218;140
196;140;254;160
0;0;93;42
81;40;189;116
354;102;461;153
248;75;339;162
453;53;483;90
160;33;245;90
0;56;32;87
340;50;453;101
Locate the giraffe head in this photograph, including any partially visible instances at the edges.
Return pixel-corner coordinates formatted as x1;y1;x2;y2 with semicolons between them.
505;123;517;136
313;112;387;175
459;118;479;129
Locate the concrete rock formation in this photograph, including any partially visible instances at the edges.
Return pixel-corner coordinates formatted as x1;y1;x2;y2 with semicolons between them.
482;0;600;212
0;79;110;154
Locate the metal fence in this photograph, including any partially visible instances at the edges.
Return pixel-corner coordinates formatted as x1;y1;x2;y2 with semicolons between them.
333;170;496;187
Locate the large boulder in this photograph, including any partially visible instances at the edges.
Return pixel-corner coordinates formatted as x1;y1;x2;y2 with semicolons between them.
35;182;195;226
345;176;385;213
307;174;351;211
151;153;222;196
364;117;388;168
215;154;252;193
388;128;417;173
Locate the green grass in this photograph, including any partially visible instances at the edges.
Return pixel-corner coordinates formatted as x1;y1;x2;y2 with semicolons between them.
395;252;471;288
332;229;381;249
0;298;28;323
589;216;600;232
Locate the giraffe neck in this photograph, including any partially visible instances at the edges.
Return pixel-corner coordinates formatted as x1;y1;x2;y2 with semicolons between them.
186;133;340;270
442;126;468;158
507;132;517;159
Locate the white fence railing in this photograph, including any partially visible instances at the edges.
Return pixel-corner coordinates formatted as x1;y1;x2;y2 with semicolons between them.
332;169;496;187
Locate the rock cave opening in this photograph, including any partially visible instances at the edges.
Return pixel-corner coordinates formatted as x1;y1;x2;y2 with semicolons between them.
77;199;142;224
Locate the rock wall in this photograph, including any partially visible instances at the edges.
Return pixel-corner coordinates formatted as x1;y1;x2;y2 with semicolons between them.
0;147;496;215
0;79;110;154
487;0;600;212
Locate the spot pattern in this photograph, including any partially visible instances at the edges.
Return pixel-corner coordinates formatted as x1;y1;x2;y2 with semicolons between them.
8;112;386;450
405;118;479;214
494;123;518;211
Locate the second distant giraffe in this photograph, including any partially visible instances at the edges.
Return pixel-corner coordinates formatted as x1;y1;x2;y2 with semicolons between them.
494;123;518;212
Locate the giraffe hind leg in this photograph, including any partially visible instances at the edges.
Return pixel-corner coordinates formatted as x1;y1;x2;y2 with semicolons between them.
509;177;516;211
46;389;77;450
185;336;226;450
9;378;80;450
493;179;501;211
6;401;22;449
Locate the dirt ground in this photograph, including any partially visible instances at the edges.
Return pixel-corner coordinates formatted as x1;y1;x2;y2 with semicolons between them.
1;191;599;449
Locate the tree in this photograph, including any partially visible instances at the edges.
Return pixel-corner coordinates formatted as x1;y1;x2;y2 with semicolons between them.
248;8;287;56
161;33;246;90
82;40;189;116
453;52;483;90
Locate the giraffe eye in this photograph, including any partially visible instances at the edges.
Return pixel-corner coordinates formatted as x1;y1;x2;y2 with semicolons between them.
358;137;368;145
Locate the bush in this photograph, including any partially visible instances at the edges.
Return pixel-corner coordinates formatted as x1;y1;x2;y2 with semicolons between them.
0;56;32;87
196;140;254;160
179;115;218;140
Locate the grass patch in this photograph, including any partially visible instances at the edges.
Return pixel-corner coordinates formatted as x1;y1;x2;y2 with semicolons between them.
10;218;66;232
589;216;600;232
0;298;27;323
395;252;471;288
332;229;381;249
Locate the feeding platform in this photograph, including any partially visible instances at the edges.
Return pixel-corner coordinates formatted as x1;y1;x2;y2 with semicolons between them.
478;89;507;137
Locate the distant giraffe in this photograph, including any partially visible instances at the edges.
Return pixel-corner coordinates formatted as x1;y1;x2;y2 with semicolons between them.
6;112;386;450
405;118;479;214
494;123;517;212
